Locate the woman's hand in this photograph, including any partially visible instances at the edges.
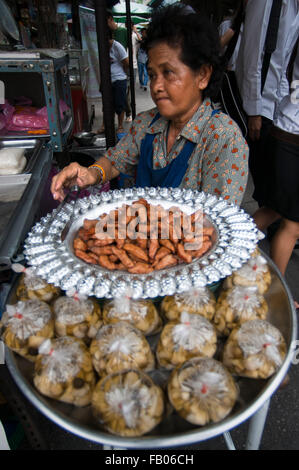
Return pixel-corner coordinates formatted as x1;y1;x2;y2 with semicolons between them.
50;162;99;202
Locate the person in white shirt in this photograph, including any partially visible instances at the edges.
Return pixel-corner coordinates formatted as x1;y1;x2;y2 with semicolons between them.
98;35;129;133
137;28;149;90
131;24;141;84
125;23;141;122
253;41;299;282
235;0;299;206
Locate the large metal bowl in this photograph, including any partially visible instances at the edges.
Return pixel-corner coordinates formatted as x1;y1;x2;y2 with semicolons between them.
73;131;96;147
3;254;297;449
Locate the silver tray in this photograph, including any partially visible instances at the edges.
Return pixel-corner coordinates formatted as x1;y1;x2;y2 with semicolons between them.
4;254;297;448
23;187;260;299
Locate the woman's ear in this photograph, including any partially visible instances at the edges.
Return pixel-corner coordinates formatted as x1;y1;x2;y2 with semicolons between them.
197;64;213;91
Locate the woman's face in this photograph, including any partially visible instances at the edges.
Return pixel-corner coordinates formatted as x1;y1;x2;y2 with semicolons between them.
147;42;211;123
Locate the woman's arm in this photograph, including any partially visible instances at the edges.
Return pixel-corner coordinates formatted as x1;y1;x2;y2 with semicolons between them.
51;109;156;202
51;156;120;202
121;56;130;74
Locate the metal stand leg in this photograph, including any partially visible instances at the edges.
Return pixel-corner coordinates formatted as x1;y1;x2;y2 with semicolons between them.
223;432;236;450
245;399;270;450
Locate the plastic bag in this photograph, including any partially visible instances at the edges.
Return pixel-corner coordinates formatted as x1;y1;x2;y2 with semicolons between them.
168;357;238;426
0;299;54;361
53;291;102;341
161;287;216;322
90;322;155;377
213;285;268;336
156;312;217;369
223;254;271;294
14;264;61;302
103;294;162;336
34;336;95;406
6;100;70;131
92;369;164;436
223;319;287;379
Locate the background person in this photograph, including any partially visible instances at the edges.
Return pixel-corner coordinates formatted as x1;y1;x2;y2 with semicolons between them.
253;43;299;282
137;28;149;90
98;31;129;134
235;0;299;209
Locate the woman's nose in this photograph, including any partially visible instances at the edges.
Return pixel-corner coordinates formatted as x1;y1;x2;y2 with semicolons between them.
151;74;164;93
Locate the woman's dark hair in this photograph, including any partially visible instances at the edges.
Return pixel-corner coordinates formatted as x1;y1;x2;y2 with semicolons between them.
142;3;224;100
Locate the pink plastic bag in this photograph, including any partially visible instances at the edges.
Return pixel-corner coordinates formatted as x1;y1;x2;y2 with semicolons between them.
10;106;49;130
36;100;70;121
6;100;70;131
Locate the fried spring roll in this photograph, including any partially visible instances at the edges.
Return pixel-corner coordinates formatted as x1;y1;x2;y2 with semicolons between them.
192;240;212;258
75;250;98;264
136;238;148;250
83;219;98;230
73;238;87;252
177;243;193;263
90;238;115;246
111;246;135;268
123;243;149;262
90;245;113;256
128;262;154;274
159;239;175;253
77;228;92;241
98;255;117;270
148;239;159;259
154;246;171;262
154;254;178;270
116;238;125;249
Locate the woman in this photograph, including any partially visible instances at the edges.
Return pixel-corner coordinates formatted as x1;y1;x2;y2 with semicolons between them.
51;4;248;204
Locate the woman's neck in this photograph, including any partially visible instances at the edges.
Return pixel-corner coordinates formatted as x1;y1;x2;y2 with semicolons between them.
170;101;203;135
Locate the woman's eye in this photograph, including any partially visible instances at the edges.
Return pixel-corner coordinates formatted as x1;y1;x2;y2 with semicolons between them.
164;69;174;78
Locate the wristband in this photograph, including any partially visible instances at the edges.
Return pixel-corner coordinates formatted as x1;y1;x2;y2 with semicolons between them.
89;164;106;184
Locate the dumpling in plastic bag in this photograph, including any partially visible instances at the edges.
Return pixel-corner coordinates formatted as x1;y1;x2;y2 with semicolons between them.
34;336;96;406
92;369;164;436
223;254;271;295
103;295;162;336
90;322;155;376
213;285;268;336
15;266;61;303
0;299;54;361
161;288;216;322
156;312;217;369
222;319;287;379
168;357;238;426
53;293;102;341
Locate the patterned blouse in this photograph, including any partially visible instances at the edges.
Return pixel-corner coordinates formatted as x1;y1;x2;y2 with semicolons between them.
105;99;249;206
